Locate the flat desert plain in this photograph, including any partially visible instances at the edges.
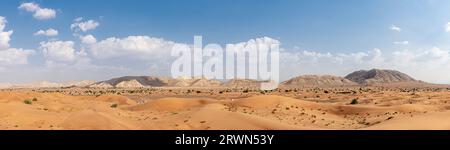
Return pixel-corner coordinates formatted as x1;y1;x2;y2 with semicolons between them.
1;87;450;130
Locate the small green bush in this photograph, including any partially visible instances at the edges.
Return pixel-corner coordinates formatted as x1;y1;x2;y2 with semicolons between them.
24;99;32;105
110;103;118;108
350;98;359;105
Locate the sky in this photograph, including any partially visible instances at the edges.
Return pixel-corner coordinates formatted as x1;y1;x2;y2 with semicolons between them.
2;0;450;84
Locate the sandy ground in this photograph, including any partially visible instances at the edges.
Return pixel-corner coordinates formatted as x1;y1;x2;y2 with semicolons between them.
1;88;450;130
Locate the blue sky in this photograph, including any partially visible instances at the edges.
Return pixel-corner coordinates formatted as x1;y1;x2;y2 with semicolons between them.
2;0;449;50
1;0;450;83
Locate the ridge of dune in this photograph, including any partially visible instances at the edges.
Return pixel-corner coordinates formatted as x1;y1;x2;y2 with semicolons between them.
364;111;450;130
60;110;134;130
233;95;329;109
186;103;313;130
94;94;137;105
128;97;214;111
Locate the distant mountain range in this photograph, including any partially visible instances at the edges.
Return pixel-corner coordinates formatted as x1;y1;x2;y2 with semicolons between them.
0;69;445;89
89;76;222;88
0;80;96;89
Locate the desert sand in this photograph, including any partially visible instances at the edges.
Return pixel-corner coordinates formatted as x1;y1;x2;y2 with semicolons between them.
1;86;450;130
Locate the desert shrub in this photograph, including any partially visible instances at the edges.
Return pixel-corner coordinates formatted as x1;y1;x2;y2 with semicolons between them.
24;99;32;105
110;103;118;108
350;98;359;105
32;98;38;101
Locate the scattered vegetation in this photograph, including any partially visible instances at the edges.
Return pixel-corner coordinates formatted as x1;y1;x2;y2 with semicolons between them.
24;99;32;105
110;103;118;108
350;98;359;105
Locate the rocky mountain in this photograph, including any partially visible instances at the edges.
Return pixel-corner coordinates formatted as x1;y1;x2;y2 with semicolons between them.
345;69;420;85
89;76;222;88
1;69;442;89
280;75;358;88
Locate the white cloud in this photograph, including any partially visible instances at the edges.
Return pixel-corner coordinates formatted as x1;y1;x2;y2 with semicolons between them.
0;16;6;31
390;25;402;32
80;34;97;44
74;17;83;22
0;16;13;50
445;22;450;32
0;30;13;50
71;19;99;32
393;41;409;45
0;48;35;65
34;28;58;37
39;41;77;62
0;16;35;68
89;36;177;59
18;2;56;20
280;46;450;84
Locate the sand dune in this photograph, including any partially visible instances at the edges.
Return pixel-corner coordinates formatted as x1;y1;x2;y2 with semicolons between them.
364;111;450;130
60;110;137;130
1;90;450;130
94;94;137;105
128;98;214;111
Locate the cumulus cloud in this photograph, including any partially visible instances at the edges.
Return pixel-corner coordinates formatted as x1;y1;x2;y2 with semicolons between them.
0;30;12;50
89;36;177;59
445;22;450;32
0;16;35;68
34;28;58;37
393;41;409;45
39;41;77;62
0;16;6;31
79;34;97;44
0;48;35;66
71;18;99;32
390;25;402;32
0;16;13;50
18;2;56;20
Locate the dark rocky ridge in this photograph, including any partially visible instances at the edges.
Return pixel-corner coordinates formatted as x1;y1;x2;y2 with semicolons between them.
280;75;358;88
344;69;420;85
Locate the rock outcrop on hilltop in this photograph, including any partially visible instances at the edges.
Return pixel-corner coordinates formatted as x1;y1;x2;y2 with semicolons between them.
115;79;145;88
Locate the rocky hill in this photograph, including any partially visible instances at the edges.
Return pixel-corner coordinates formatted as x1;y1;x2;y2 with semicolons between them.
89;76;222;88
280;75;358;88
344;69;421;85
221;79;265;89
